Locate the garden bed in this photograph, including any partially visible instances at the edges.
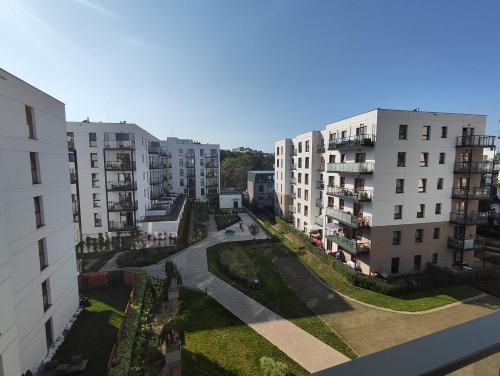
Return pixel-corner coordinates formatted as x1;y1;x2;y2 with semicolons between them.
116;246;178;268
214;213;241;230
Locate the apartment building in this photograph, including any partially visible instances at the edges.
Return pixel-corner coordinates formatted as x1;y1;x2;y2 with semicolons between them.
0;69;79;374
247;170;275;208
161;137;220;207
275;109;496;275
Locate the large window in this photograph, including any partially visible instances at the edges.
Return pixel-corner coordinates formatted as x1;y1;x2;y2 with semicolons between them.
439;152;446;164
391;257;400;274
433;227;440;239
91;173;99;188
441;126;448;138
396;179;404;193
90;153;98;168
34;196;44;228
413;255;422;272
415;229;423;243
420;152;429;167
418;178;427;193
25;105;36;139
38;238;48;270
394;205;403;220
417;204;425;218
392;231;401;245
437;178;443;190
45;318;53;349
89;132;97;147
94;213;102;227
435;203;442;215
397;152;406;167
305;140;310;152
30;152;41;184
398;124;407;140
422;125;431;140
42;279;51;311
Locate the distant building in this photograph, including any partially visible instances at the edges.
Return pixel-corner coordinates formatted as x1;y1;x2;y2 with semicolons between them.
231;146;258;154
247;170;275;208
219;189;242;209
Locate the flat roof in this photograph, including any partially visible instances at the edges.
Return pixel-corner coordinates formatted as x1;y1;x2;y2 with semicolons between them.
220;190;241;195
248;170;274;174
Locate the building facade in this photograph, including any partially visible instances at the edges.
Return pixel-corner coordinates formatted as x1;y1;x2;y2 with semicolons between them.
0;69;79;374
275;109;496;275
247;170;275;208
161;137;220;207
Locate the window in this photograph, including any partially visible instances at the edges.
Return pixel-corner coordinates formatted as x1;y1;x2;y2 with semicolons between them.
93;193;100;208
42;280;51;311
437;178;443;190
305;140;310;152
90;153;98;168
339;199;344;210
397;152;406;167
415;229;423;243
179;158;183;166
304;190;309;200
413;255;422;272
304;205;308;216
435;203;442;215
25;105;36;139
305;157;309;169
201;188;205;195
340;177;345;188
417;204;425;218
276;147;279;155
297;188;301;198
259;185;264;193
394;205;403;220
298;158;302;168
30;152;41;184
432;253;439;264
396;179;404;193
200;159;204;166
68;152;76;162
45;318;53;349
392;231;401;245
38;238;48;271
34;196;44;228
439;153;446;164
418;178;427;193
200;149;204;156
297;203;301;213
433;227;440;239
340;153;346;163
89;132;97;147
398;124;407;140
305;173;309;185
91;173;99;188
355;152;366;163
422;125;431;140
298;142;302;153
298;173;302;184
391;257;400;274
441;126;448;138
180;179;184;186
420;152;429;167
179;148;183;154
94;213;102;227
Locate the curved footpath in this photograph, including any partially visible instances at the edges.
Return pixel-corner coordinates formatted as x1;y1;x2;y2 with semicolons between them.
143;213;500;373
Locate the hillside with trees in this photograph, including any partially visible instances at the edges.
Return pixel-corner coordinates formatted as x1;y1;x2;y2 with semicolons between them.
220;150;274;190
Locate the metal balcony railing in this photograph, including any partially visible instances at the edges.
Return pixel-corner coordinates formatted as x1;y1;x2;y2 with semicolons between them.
72;200;79;215
326;162;374;174
67;138;75;151
326;232;371;254
105;161;136;171
447;236;486;250
326;186;372;202
317;144;325;153
106;181;137;191
325;207;371;228
108;221;137;231
103;140;135;150
148;145;161;154
149;161;163;169
107;200;138;211
449;211;489;225
453;161;493;173
451;187;490;200
456;135;496;148
69;169;78;184
328;134;376;150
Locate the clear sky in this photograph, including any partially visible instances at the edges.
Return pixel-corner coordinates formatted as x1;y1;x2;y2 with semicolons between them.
1;0;499;152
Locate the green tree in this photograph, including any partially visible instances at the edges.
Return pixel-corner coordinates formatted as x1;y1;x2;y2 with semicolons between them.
248;223;260;239
85;236;92;251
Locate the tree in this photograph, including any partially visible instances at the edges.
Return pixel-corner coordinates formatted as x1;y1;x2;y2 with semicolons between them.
104;234;111;251
91;238;98;252
248;223;260;239
97;233;105;251
85;236;92;252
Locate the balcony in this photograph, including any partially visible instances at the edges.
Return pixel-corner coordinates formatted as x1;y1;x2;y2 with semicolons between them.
106;181;137;191
316;163;325;171
104;140;135;150
326;162;374;174
315;199;324;208
206;181;219;188
326;186;372;202
326;232;370;255
148;145;161;154
447;236;486;250
291;164;297;170
105;161;136;171
289;205;296;213
69;169;78;184
108;221;137;232
314;216;324;226
67;138;75;151
206;162;219;168
328;134;376;150
456;135;496;148
149;161;163;169
107;200;138;211
72;200;79;215
291;192;296;199
451;187;490;200
290;177;297;184
453;161;493;173
449;211;489;225
325;207;371;228
317;144;325;153
316;181;324;190
150;177;162;185
292;149;297;156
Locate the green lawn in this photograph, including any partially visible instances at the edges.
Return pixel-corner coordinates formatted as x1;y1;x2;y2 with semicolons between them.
116;246;178;267
55;286;132;376
207;241;357;359
78;252;115;272
181;288;308;376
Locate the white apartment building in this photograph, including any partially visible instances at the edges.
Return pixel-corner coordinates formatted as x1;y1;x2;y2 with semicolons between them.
276;109;496;275
67;121;188;247
161;137;220;207
0;69;79;374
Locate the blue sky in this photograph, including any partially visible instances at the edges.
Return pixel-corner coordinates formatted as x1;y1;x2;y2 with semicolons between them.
1;0;499;151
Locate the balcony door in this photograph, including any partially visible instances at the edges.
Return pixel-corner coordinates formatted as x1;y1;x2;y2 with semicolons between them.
454;226;465;240
462;127;474;137
355;153;366;163
354;178;365;190
117;152;130;162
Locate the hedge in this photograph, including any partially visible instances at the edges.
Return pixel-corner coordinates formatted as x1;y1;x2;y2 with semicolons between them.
110;269;151;376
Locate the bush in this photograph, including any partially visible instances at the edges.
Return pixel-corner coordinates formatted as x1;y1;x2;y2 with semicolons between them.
259;357;290;376
219;248;260;288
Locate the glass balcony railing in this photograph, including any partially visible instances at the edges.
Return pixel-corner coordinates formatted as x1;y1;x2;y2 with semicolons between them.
326;162;374;174
326;186;372;202
106;181;137;191
316;181;324;190
316;163;325;171
328;134;376;150
317;144;325;153
108;221;137;231
315;199;324;208
326;231;370;254
456;135;496;148
325;207;371;228
449;211;489;225
107;200;138;211
314;216;324;226
453;161;493;173
447;236;486;250
105;161;136;171
451;187;490;200
104;140;135;150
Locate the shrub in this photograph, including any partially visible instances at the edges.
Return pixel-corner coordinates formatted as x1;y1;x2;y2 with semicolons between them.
219;248;260;288
259;357;290;376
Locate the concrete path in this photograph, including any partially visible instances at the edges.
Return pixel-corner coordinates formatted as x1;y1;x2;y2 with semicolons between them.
99;251;122;271
144;213;350;373
206;214;218;235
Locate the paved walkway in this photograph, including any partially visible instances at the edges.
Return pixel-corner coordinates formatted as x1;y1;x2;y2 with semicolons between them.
144;213;350;373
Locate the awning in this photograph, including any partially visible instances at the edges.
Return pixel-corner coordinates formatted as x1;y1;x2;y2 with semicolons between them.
325;222;340;230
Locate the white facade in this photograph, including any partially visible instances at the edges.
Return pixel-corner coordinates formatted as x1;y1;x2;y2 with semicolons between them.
276;109;495;275
219;191;242;209
0;69;79;374
161;137;220;205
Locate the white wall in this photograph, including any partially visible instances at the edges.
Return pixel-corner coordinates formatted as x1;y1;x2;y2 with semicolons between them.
219;193;242;209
